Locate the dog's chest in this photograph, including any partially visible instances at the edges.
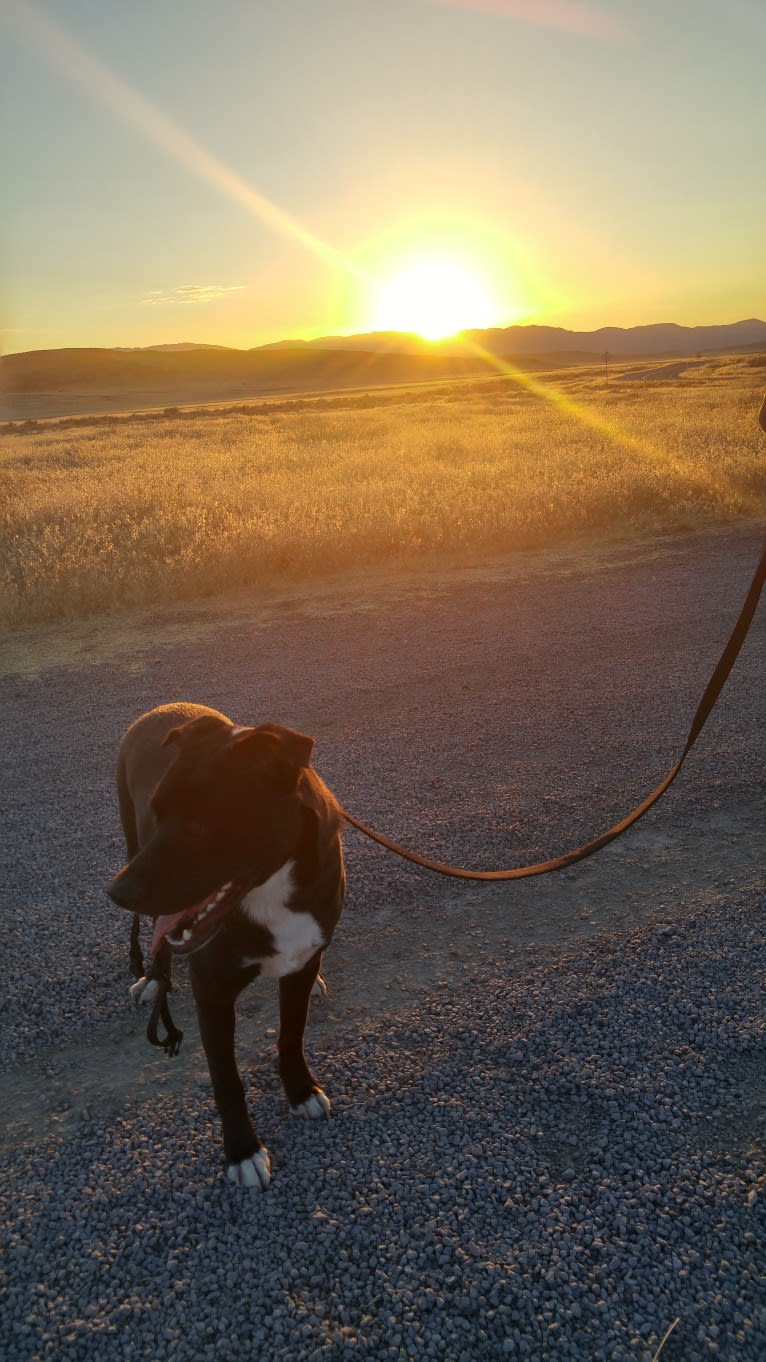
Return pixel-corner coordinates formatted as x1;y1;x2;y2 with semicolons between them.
239;859;324;978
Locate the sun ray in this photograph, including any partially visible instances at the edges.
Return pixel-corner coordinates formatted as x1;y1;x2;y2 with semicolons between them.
3;0;373;288
461;338;753;509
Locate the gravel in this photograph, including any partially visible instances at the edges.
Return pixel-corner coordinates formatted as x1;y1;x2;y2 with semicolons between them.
1;528;764;1360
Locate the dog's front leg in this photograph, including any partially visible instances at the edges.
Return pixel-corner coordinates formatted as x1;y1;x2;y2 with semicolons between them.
279;951;331;1119
129;914;144;980
191;972;271;1189
129;940;170;1007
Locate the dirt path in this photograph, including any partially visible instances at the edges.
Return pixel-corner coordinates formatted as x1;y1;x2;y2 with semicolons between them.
1;526;764;1151
3;801;761;1154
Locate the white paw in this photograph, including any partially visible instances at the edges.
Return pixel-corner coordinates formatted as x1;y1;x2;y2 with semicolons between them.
128;976;160;1006
291;1088;331;1119
311;973;327;1000
226;1147;272;1189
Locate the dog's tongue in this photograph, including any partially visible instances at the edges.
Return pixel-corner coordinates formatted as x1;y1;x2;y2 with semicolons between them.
151;911;189;957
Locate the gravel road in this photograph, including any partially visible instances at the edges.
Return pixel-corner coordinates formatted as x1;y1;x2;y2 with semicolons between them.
1;527;764;1361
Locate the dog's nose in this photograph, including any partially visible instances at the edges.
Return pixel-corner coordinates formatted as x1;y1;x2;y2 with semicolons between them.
106;873;136;909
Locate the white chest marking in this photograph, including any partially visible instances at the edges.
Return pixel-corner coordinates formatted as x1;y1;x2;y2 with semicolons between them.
240;859;325;978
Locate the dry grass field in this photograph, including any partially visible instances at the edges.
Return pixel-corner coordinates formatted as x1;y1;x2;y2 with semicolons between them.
2;357;765;629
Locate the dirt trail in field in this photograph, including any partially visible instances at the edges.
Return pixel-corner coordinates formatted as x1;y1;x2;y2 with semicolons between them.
1;526;764;1150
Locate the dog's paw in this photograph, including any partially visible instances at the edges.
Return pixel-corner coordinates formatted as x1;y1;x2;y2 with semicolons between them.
128;976;160;1006
291;1087;331;1120
311;973;327;1000
226;1146;272;1190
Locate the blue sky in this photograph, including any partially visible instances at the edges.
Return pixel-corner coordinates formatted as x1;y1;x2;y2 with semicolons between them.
2;0;764;352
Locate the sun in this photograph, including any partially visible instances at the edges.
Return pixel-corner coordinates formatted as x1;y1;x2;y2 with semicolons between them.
373;259;500;341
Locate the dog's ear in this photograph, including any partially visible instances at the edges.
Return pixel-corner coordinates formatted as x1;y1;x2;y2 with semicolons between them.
161;716;225;750
268;724;315;770
231;723;314;791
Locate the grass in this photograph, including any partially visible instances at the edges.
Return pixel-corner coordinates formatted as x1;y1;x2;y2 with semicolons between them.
2;358;765;628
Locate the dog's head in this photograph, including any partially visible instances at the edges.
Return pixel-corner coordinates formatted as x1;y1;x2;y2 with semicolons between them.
107;715;315;957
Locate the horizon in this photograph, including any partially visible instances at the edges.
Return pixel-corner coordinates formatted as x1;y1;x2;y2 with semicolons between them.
2;1;765;354
4;313;766;362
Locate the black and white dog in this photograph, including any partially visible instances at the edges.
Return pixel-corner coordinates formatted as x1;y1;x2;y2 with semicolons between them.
107;703;345;1189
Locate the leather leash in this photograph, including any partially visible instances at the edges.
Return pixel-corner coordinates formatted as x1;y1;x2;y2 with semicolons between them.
342;531;766;881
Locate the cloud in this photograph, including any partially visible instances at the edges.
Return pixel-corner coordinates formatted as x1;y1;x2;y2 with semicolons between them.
142;284;246;305
426;0;625;41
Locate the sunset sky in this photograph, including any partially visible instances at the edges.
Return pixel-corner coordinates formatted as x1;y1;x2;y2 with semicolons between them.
2;0;764;354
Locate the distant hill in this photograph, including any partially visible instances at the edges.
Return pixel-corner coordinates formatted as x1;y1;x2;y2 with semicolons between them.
0;345;497;420
114;342;234;353
3;319;764;421
479;318;766;357
257;318;766;358
2;345;491;394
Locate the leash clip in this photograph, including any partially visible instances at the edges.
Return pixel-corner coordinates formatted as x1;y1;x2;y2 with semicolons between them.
146;983;184;1057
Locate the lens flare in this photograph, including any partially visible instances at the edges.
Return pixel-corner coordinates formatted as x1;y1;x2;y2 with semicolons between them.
3;0;372;289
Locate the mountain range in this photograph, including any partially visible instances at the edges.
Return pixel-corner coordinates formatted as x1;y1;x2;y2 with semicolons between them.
3;319;765;422
255;318;766;358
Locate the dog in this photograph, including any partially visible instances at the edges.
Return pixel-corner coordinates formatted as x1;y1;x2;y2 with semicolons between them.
106;702;345;1188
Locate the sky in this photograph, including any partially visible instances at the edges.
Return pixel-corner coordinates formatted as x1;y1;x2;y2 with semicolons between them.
1;0;765;354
